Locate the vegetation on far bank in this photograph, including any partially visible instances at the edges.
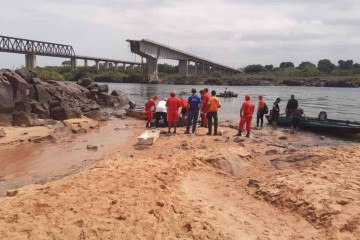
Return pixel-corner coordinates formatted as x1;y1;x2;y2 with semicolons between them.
24;58;360;87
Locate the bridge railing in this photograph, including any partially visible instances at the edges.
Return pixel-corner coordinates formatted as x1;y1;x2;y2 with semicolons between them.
0;35;75;57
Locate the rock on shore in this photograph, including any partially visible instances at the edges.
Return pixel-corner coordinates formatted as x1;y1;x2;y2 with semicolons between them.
0;69;128;127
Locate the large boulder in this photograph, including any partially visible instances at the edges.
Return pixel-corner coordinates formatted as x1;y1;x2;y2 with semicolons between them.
0;76;14;126
12;110;35;127
30;101;50;119
98;84;109;93
2;71;28;103
15;68;35;84
77;77;95;88
111;90;129;106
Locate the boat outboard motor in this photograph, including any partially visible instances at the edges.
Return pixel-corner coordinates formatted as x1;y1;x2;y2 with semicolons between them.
129;101;136;109
318;111;327;121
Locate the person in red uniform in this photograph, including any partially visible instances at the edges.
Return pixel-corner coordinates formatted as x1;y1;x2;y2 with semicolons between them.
166;91;181;133
145;95;158;128
201;88;210;127
237;95;255;137
180;97;188;126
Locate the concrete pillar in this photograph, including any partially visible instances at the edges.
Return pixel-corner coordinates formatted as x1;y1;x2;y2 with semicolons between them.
71;57;77;70
95;61;100;70
194;62;198;76
84;59;88;67
104;62;109;69
201;62;205;75
114;63;118;69
123;63;126;69
178;60;188;77
25;54;36;69
130;64;134;70
147;58;158;77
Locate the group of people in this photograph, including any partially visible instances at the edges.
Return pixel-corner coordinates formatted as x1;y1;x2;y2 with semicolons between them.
144;89;305;136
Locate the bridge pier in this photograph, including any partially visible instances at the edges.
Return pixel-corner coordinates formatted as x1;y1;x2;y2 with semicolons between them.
104;62;109;69
84;59;88;67
147;58;158;77
178;60;189;77
95;61;100;70
25;54;36;69
71;57;77;70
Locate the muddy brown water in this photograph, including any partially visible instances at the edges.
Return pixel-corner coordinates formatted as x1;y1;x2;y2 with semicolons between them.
0;118;132;196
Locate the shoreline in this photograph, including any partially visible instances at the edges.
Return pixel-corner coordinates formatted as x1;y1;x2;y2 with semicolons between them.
0;117;360;239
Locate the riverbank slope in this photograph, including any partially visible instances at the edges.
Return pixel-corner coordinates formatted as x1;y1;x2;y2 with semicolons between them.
0;119;359;239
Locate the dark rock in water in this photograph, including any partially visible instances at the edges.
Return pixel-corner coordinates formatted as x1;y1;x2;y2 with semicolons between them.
0;128;6;138
2;71;28;103
98;84;109;93
84;110;105;121
15;68;35;84
12;110;34;127
0;76;14;126
87;144;98;150
30;101;50;119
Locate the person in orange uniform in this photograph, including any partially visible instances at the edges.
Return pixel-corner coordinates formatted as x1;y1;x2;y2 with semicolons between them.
206;90;221;135
201;88;210;127
180;97;188;126
145;95;158;128
237;95;255;138
166;91;181;134
256;95;266;128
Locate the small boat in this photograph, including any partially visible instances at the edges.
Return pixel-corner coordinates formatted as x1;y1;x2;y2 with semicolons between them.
217;92;238;98
137;130;160;145
265;115;360;134
125;108;147;120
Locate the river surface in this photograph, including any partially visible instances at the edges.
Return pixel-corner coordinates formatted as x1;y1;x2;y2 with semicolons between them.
108;83;360;123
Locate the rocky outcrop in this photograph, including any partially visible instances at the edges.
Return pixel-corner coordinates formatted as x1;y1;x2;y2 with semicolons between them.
0;70;129;126
0;76;14;126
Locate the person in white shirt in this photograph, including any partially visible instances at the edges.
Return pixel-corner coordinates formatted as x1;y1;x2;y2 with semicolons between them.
155;99;168;127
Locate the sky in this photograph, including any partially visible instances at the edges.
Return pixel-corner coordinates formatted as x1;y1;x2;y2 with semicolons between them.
1;0;360;69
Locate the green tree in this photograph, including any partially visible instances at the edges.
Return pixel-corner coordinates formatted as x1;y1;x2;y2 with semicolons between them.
338;60;353;70
280;62;294;68
298;61;316;69
244;64;264;74
264;65;273;71
318;59;335;73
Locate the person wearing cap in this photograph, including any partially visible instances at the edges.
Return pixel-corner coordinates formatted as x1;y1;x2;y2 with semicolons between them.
166;91;181;133
201;88;210;128
237;95;255;137
206;90;221;135
185;88;202;134
155;98;168;128
145;95;158;128
271;98;281;129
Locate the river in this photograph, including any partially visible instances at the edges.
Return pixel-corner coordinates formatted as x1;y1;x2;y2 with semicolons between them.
108;83;359;123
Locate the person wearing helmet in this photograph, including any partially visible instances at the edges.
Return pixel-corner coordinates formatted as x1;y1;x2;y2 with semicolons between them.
237;95;255;137
201;88;210;128
291;106;306;130
145;95;158;128
166;91;181;133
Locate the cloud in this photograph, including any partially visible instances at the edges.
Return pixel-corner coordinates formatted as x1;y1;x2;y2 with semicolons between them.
1;0;360;69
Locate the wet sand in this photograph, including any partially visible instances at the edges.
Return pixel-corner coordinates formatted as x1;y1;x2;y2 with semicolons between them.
0;118;359;239
0;118;132;196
